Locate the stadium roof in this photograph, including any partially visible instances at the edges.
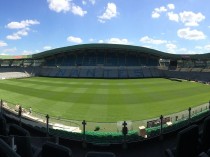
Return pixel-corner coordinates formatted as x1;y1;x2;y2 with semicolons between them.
1;44;210;60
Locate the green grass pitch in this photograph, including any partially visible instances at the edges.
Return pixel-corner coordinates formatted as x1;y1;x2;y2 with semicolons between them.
0;77;210;122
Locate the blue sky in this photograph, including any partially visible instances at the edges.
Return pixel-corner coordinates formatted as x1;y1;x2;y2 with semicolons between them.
0;0;210;55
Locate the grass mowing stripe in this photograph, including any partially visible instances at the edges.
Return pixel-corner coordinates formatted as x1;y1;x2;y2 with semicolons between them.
0;77;210;122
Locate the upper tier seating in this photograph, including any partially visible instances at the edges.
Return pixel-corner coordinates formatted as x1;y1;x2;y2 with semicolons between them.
43;53;159;67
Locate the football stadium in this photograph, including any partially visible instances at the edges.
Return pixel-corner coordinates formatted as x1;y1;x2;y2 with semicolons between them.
1;43;210;156
1;0;210;156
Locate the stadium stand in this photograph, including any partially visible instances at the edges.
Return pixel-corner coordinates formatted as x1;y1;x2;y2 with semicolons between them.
0;115;7;136
79;67;95;78
1;44;209;80
0;138;21;157
118;67;128;78
1;44;210;156
162;70;210;82
95;67;104;78
55;68;67;77
103;67;118;78
127;67;144;78
48;67;58;77
165;125;199;157
0;67;31;79
199;116;210;152
70;67;80;78
8;124;36;157
126;54;139;66
118;54;126;66
142;67;152;77
105;52;118;66
41;141;72;157
150;67;161;77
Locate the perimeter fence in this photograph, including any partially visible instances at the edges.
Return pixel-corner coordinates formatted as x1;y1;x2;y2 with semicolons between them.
1;99;210;144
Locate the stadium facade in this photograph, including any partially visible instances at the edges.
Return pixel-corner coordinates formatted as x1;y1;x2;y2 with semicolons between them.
0;43;210;81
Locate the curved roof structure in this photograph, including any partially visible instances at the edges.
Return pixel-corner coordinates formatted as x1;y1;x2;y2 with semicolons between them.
32;43;175;59
1;44;210;60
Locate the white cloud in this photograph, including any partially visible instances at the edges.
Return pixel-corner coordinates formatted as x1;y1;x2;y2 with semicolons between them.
140;36;167;45
166;43;177;49
6;20;38;40
151;5;206;27
167;4;175;10
167;12;179;22
47;0;87;16
6;34;21;40
155;6;167;13
107;38;129;45
151;6;167;18
179;11;205;26
97;38;130;44
67;36;83;43
47;0;70;13
193;45;210;52
22;50;33;55
151;12;160;18
98;3;118;23
166;43;177;53
204;45;210;50
6;28;29;40
0;41;8;47
16;29;29;36
170;47;199;54
186;50;198;54
178;48;187;52
43;46;52;50
0;53;8;55
177;27;206;40
195;46;203;49
6;20;39;29
3;47;17;53
72;4;87;16
98;40;104;43
89;38;94;42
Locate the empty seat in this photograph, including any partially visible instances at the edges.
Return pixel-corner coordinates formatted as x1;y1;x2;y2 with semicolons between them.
9;124;30;136
198;152;209;157
42;142;72;157
0;138;21;157
8;124;33;157
85;151;116;157
199;116;210;151
0;115;7;136
165;124;199;157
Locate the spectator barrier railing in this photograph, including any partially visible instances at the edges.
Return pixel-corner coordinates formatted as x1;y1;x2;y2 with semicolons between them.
1;99;210;144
